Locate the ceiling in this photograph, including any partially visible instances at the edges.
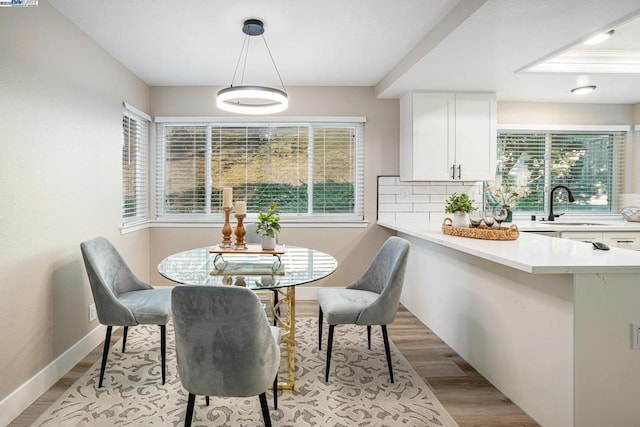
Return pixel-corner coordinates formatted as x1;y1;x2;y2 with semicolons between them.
49;0;640;104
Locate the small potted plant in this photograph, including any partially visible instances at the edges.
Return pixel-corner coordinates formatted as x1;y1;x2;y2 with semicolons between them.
444;193;477;227
256;202;281;250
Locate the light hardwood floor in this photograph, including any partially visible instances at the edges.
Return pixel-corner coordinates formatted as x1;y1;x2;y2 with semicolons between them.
10;301;539;426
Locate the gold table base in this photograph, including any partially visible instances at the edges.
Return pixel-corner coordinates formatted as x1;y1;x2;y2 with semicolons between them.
271;286;296;390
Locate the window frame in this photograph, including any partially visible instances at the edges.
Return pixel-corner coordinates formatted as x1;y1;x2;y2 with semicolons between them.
121;102;150;228
493;124;630;217
153;116;367;224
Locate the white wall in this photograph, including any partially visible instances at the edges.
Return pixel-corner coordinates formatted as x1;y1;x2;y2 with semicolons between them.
0;1;150;418
498;102;633;125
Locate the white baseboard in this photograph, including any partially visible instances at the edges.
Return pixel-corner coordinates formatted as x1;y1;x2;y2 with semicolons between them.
0;324;108;426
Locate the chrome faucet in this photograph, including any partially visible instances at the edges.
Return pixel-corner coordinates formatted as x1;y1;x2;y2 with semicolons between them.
548;185;575;221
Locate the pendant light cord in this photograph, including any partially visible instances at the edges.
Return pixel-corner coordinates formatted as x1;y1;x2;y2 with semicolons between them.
227;22;287;93
230;35;249;87
261;34;287;92
241;36;250;85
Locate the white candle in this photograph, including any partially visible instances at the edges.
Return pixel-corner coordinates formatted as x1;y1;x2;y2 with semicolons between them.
222;187;233;208
235;201;246;215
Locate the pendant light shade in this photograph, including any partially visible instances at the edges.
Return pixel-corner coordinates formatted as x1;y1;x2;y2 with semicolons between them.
216;19;288;115
217;86;288;114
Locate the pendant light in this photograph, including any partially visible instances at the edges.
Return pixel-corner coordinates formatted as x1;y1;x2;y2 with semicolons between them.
216;19;288;115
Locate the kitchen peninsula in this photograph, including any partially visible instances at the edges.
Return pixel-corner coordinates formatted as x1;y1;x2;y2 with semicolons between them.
378;220;640;427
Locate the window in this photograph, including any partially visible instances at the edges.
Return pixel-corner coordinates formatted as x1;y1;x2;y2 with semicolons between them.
155;120;365;220
122;103;150;225
490;128;627;215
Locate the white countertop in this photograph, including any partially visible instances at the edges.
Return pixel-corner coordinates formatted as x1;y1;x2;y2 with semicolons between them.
377;220;640;274
512;217;640;232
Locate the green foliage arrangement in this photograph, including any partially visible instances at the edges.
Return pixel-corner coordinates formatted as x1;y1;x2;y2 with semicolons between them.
256;202;281;238
444;193;477;214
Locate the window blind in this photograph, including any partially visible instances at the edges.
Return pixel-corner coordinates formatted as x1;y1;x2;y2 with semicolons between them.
155;121;365;220
122;106;149;224
160;125;208;214
493;130;626;214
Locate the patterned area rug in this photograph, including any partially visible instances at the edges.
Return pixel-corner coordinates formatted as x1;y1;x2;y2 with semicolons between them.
34;318;459;426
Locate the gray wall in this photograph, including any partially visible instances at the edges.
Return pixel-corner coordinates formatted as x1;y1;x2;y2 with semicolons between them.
0;2;149;403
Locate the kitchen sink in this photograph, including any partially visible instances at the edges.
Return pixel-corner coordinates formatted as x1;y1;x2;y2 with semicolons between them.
544;222;608;226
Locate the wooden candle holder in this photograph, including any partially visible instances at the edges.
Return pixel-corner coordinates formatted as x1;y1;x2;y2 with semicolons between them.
221;207;233;248
234;214;247;250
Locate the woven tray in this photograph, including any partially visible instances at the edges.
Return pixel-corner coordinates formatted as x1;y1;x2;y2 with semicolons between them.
441;218;519;240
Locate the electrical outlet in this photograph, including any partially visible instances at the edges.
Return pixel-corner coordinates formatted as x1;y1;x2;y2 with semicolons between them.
631;322;640;349
89;304;97;322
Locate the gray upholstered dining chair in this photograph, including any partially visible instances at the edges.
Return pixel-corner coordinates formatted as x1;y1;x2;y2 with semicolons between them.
172;285;281;427
244;221;260;243
317;236;410;383
80;237;172;387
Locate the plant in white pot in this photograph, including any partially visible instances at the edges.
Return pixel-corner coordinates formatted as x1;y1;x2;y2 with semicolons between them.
444;193;477;228
256;202;281;250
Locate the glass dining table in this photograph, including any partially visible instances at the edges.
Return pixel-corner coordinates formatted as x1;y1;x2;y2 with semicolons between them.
157;244;338;390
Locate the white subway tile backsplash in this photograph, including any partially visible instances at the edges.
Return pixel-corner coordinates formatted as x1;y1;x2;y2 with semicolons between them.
377;202;394;212
379;203;413;212
429;212;447;223
411;203;430;212
378;194;396;203
412;185;447;194
394;203;414;212
378;176;398;186
430;194;449;203
378;176;484;223
377;212;396;222
396;212;428;223
397;194;430;203
446;185;473;194
378;185;409;195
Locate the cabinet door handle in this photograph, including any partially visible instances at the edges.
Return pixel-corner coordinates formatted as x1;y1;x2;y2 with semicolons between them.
616;240;634;243
451;164;456;180
457;164;462;180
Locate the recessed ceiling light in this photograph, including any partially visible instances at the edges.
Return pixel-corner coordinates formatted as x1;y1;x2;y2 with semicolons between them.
571;85;596;95
583;30;615;45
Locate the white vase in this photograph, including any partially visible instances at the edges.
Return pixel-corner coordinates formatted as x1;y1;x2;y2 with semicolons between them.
260;234;277;250
452;211;468;228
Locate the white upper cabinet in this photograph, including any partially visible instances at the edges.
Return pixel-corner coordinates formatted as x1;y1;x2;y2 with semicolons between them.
400;92;497;181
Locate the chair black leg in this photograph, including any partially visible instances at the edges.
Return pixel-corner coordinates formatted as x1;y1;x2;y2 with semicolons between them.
367;325;371;350
122;326;128;353
185;393;195;427
325;324;335;382
273;374;278;410
381;325;394;383
318;307;323;350
205;396;209;406
272;290;280;326
160;325;167;385
259;392;272;427
98;326;112;388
